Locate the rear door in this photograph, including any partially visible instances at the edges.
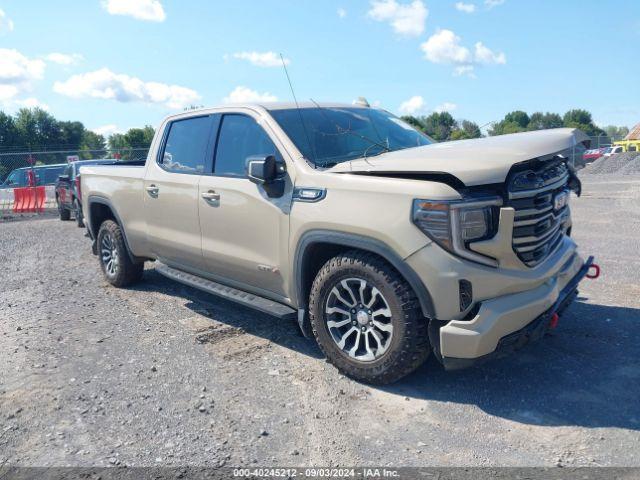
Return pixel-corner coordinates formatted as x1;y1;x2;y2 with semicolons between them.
143;114;218;268
198;112;292;297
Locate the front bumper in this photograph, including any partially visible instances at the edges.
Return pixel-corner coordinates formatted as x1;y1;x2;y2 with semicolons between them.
439;255;594;370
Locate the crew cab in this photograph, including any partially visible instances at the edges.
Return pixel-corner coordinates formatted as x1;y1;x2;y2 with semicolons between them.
81;102;596;384
55;159;119;226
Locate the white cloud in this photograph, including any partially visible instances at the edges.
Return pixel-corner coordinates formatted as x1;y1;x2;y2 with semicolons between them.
230;51;288;68
485;0;505;8
92;124;121;136
101;0;166;22
398;96;458;116
46;52;84;66
0;8;14;33
455;2;476;13
0;48;46;105
420;29;472;64
0;49;46;86
398;95;425;115
367;0;428;37
15;97;49;110
453;65;476;77
420;29;505;76
53;68;200;109
223;86;277;104
0;85;19;102
474;42;506;64
337;7;347;18
434;102;457;113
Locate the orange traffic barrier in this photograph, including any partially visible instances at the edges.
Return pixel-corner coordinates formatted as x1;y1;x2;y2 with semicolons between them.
34;186;46;213
12;188;24;213
12;187;45;213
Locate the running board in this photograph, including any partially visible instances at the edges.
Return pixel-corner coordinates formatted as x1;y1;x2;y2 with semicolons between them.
155;263;296;320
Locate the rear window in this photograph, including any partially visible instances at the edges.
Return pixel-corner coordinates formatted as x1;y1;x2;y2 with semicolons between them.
159;116;214;174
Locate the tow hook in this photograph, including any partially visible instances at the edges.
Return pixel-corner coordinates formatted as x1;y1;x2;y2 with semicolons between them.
586;263;601;279
549;312;559;329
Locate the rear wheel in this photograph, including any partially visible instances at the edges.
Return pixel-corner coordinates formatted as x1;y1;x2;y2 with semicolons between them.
57;198;71;221
97;220;144;287
73;198;84;227
309;250;430;385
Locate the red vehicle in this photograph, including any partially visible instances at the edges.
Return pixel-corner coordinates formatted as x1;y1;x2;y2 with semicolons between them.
582;148;607;162
55;159;119;227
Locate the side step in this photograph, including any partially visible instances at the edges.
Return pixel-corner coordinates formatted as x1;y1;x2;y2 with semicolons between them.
155;263;296;320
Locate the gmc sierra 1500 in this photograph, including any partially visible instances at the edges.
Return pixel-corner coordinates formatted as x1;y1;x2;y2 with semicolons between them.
81;102;595;384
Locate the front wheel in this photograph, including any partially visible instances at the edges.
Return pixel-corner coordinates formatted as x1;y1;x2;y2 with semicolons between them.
309;251;430;385
97;219;144;287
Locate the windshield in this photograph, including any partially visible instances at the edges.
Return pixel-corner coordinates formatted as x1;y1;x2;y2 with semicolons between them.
269;107;431;167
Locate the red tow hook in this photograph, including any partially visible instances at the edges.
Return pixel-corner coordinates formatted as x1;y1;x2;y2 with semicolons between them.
586;263;601;279
549;312;559;329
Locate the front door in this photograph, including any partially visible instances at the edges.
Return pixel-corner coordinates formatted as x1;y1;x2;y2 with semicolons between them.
143;114;217;268
198;113;292;297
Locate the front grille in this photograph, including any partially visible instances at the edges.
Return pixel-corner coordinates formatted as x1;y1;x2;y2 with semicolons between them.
507;161;570;267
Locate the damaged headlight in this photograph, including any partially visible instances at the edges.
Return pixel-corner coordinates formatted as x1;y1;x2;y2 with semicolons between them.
412;197;502;267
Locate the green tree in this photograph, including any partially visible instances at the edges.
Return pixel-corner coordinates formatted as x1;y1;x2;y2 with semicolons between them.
603;125;629;139
563;109;603;136
488;110;530;136
79;130;107;159
421;112;456;141
0;112;20;147
451;120;481;140
14;108;60;149
528;112;563;130
59;121;85;149
504;110;530;129
123;125;155;146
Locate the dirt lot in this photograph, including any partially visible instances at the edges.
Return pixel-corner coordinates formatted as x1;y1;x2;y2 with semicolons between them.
1;175;639;468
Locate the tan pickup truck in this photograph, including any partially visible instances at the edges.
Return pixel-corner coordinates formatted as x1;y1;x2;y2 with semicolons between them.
81;102;596;384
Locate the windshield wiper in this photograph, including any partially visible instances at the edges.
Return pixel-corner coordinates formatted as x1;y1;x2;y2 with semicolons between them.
362;142;390;160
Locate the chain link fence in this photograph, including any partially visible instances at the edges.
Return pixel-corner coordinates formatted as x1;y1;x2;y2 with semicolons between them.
0;147;149;216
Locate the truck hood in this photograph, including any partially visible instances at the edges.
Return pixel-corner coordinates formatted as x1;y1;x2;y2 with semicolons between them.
327;128;589;186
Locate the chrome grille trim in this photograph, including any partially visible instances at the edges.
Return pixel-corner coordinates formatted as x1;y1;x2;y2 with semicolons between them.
507;162;570;267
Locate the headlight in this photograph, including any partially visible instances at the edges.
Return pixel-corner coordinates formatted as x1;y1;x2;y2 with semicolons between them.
412;197;502;266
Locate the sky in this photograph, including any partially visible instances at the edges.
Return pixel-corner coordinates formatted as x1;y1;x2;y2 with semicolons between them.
1;0;639;137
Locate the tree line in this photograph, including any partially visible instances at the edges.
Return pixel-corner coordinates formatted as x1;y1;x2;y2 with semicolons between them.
0;106;631;155
402;109;629;142
0;107;155;156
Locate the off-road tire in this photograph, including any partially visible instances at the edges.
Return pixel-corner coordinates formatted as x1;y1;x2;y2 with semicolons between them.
309;250;430;385
97;220;144;287
58;199;71;221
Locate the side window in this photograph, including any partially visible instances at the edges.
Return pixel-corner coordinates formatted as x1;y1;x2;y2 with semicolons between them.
6;170;23;186
214;114;278;176
159;116;213;174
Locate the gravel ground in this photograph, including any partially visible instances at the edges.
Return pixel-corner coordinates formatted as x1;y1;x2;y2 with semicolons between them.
1;175;639;468
582;152;640;174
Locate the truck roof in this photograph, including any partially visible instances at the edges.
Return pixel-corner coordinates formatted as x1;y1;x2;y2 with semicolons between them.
176;102;372;115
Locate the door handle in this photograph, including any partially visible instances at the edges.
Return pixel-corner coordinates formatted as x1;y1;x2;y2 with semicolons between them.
146;185;159;197
201;191;221;202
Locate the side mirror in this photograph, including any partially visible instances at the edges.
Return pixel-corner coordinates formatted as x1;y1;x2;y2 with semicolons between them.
58;174;70;182
246;155;286;198
246;155;285;185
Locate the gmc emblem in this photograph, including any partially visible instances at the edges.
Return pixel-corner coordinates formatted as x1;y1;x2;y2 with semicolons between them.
554;191;569;211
